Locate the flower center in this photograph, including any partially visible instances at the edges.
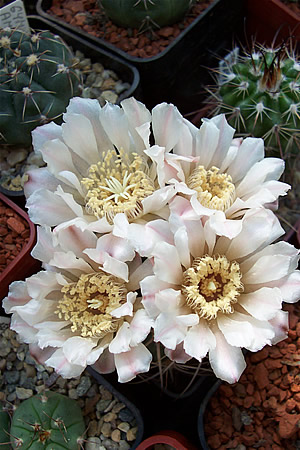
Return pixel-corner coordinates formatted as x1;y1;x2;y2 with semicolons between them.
56;272;127;338
182;255;243;320
81;149;155;224
186;165;235;211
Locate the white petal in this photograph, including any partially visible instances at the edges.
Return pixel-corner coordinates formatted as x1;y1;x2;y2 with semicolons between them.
209;324;246;383
109;322;131;354
36;326;74;349
239;287;282;320
26;271;60;300
165;342;192;363
126;219;173;257
129;309;154;347
152;242;183;284
275;271;300;303
269;310;289;344
121;97;151;152
208;211;243;239
92;346;115;374
45;348;85;378
3;281;31;313
154;312;186;350
207;114;236;168
111;292;137;318
32;121;62;152
102;253;129;282
99;102;130;153
24;168;59;199
141;275;172;318
142;185;176;215
10;314;38;343
49;251;92;275
55;225;98;258
31;226;54;263
152;102;183;152
84;233;135;264
40;139;78;177
194;119;220;167
174;226;191;269
184;321;216;361
114;343;152;382
227;137;264;182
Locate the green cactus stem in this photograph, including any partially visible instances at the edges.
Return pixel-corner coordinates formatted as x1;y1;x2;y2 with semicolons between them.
209;43;300;159
0;404;11;450
0;27;81;146
100;0;192;31
9;392;85;449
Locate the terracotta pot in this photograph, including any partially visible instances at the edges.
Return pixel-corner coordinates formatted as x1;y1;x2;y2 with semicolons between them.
246;0;300;46
36;0;246;114
136;430;198;450
0;193;40;309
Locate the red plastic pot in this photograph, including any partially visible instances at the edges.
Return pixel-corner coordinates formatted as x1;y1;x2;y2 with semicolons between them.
246;0;300;46
136;430;198;450
0;193;40;306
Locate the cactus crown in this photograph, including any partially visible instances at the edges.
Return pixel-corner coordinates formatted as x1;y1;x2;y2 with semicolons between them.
0;27;81;146
99;0;193;31
0;392;85;449
209;41;300;159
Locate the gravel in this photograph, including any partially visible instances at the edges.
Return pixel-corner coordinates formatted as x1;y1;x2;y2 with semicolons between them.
0;316;139;449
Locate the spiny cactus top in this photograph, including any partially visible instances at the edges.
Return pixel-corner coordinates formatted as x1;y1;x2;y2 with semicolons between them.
100;0;192;30
10;391;85;449
0;27;81;146
212;43;300;158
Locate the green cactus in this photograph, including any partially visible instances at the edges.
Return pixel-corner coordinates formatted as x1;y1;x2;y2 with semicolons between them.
0;27;81;146
99;0;192;31
9;392;85;449
209;43;300;159
0;404;10;449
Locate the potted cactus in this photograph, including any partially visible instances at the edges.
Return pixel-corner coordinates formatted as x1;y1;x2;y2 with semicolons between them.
36;0;246;113
0;392;86;449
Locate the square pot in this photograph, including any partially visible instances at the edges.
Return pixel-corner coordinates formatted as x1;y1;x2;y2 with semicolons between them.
36;0;247;114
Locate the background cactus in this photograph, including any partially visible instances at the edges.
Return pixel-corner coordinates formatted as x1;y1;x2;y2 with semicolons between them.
208;43;300;159
0;404;10;449
99;0;193;31
0;27;81;146
8;392;85;449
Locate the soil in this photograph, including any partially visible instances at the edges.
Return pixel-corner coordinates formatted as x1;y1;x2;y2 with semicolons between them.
204;303;300;450
0;200;30;274
45;0;214;58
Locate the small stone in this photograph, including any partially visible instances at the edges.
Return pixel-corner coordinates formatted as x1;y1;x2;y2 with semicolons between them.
97;399;111;412
118;422;130;433
4;370;20;384
7;149;28;166
103;412;117;423
278;413;300;439
254;362;269;389
111;429;121;442
24;363;36;378
100;90;118;104
100;438;119;449
88;420;98;437
118;441;130;450
76;376;91;396
119;407;134;423
126;427;137;441
100;422;112;438
16;387;33;400
68;388;78;400
100;386;112;400
85;437;102;450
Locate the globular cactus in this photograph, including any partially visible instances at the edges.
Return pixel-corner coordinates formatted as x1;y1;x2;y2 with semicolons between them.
0;404;10;449
209;43;300;159
99;0;193;31
9;392;85;449
0;27;81;146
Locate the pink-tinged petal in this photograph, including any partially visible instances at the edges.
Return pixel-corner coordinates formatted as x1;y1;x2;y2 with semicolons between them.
32;121;62;152
227;137;264;182
125;220;173;258
144;144;170;187
62;113;100;164
58;171;85;196
111;292;137;318
207;115;235;168
269;310;289;345
40;138;78;177
49;252;92;275
174;226;191;269
184;321;216;361
194;119;220;167
129;309;154;347
165;342;192;364
189;193;216;217
239;287;282;320
65;97;112;153
208;212;243;239
102;253;129;282
154;311;187;350
26;189;82;227
152;102;183;152
112;213;130;239
236;157;285;198
109;322;131;354
275;272;300;303
63;336;97;366
45;348;85;378
242;254;297;285
36;326;74;350
225;209;284;261
3;280;30;313
86;342;107;366
10;314;38;343
24;168;59;199
142;185;176;215
219;141;240;173
152;242;183;284
114;343;152;382
155;288;182;313
29;343;56;364
92;346;115;374
55;225;98;258
121;97;151;152
15;299;55;326
26;271;60;300
31;226;54;263
173;119;196;158
209;324;246;383
127;258;153;292
141;275;172;318
99;102;130;153
84;233;134;265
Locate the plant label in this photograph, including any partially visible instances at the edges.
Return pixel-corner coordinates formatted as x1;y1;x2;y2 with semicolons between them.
0;0;30;33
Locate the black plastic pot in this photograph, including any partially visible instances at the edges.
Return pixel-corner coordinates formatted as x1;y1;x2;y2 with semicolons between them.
87;366;144;450
36;0;247;114
0;15;141;203
197;377;222;450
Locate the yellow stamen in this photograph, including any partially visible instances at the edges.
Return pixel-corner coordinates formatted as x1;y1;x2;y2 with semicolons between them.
56;272;127;338
187;166;235;211
182;255;243;320
81;149;155;224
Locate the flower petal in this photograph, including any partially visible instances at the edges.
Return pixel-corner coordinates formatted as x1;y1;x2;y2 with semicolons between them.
114;343;152;383
109;322;131;354
152;242;182;285
239;287;282;320
184;320;216;361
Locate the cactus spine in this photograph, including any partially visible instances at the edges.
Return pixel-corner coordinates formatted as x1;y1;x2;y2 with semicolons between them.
210;43;300;159
100;0;192;30
0;27;81;146
8;392;85;449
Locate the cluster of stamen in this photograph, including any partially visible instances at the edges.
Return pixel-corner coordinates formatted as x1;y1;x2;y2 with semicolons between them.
182;255;243;320
56;272;127;338
81;149;155;224
187;165;235;211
